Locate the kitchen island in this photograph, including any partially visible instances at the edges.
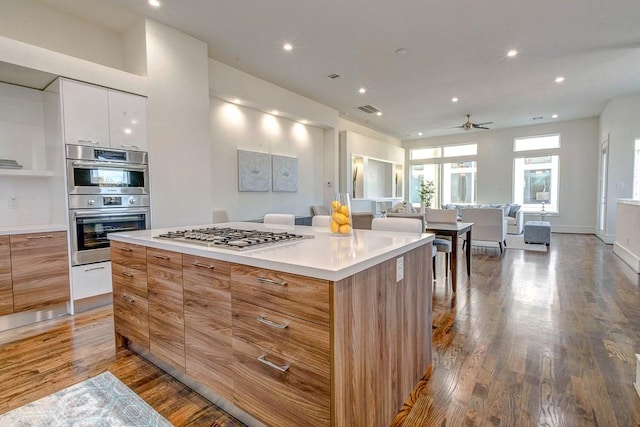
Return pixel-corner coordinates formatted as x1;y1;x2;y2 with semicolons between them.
109;222;434;427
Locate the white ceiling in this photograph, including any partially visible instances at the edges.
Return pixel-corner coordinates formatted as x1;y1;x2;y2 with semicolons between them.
37;0;640;139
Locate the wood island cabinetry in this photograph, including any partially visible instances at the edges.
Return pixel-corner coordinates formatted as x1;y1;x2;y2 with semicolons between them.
0;236;12;316
110;226;432;427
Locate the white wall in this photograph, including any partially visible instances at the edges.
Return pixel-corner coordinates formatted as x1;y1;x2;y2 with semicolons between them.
209;98;325;220
145;19;213;228
337;118;402;147
599;94;640;241
403;117;600;233
0;0;125;72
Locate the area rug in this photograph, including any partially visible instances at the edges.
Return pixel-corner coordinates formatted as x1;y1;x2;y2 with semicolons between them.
469;235;547;252
0;371;172;426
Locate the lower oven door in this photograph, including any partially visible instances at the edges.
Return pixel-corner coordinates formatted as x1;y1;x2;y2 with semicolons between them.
70;208;150;266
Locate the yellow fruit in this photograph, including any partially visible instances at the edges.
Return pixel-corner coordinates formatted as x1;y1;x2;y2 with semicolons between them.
330;221;340;233
334;212;348;225
339;224;351;234
339;205;350;216
331;200;341;211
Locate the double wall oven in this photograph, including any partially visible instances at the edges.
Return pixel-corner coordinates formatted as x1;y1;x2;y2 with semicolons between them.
66;145;150;266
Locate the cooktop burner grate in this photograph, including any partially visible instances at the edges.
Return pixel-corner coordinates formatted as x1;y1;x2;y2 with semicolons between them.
154;227;313;250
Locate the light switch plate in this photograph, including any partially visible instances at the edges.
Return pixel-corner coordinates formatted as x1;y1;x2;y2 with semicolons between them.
396;257;404;282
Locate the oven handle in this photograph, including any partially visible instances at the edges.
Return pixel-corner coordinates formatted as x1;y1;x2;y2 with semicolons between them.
71;160;147;171
73;208;149;218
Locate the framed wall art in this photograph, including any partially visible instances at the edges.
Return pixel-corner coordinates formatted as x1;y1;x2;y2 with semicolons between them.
237;150;271;192
272;155;298;192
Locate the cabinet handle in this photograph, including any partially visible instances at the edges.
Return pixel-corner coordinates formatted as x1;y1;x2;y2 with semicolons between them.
121;271;133;278
26;235;52;239
153;254;170;260
257;315;288;329
120;144;140;149
78;139;100;145
257;355;289;372
121;295;135;304
257;277;287;287
192;262;215;270
84;266;105;272
118;246;133;252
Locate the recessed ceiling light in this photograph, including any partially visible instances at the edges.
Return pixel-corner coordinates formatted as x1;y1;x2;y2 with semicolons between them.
451;97;459;103
507;49;518;57
271;110;279;116
359;88;366;94
300;119;308;124
376;112;382;116
551;114;559;119
418;132;423;136
232;98;241;104
395;48;407;55
283;43;293;51
148;0;161;7
555;76;565;83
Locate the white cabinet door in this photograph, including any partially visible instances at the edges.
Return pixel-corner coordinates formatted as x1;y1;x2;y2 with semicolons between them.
108;90;149;152
61;79;110;148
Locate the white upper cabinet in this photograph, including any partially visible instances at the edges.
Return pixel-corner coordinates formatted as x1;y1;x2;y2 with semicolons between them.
108;90;148;152
61;79;110;148
61;79;148;151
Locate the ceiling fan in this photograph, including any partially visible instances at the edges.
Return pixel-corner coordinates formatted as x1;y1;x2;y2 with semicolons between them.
456;114;493;131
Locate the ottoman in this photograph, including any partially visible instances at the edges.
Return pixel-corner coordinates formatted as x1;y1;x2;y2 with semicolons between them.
524;220;551;246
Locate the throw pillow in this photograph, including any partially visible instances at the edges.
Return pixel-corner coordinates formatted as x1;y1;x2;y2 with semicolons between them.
501;205;511;217
508;204;521;218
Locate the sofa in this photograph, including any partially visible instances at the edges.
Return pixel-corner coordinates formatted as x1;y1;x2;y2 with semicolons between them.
443;203;523;235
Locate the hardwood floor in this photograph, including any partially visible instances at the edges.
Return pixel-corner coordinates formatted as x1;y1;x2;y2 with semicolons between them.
0;233;638;426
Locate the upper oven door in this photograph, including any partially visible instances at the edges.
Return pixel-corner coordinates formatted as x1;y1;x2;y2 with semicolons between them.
67;159;149;195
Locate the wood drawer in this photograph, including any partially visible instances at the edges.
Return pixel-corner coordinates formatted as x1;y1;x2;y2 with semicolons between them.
147;262;183;306
113;287;149;350
232;338;330;427
232;299;330;375
110;242;146;271
147;247;183;270
184;255;231;331
112;262;147;298
230;264;330;327
0;235;12;316
11;231;70;312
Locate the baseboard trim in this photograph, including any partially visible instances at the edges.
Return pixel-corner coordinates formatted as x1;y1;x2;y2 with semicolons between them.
613;243;640;274
549;225;596;234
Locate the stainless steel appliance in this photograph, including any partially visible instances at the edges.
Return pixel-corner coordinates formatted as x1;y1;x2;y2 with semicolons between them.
68;195;150;266
65;144;151;266
155;227;312;250
66;144;149;195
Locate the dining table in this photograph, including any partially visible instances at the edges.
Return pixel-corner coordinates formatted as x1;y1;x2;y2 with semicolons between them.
425;221;473;292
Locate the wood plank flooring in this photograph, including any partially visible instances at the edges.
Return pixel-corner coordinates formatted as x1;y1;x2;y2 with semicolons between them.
0;233;638;426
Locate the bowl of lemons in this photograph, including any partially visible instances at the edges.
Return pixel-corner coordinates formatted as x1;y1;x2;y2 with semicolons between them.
330;193;353;235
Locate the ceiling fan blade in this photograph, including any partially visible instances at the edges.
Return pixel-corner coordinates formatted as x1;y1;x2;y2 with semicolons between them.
474;121;494;126
474;126;490;130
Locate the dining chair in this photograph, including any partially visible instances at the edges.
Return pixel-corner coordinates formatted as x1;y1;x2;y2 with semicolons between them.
212;209;229;223
311;215;331;227
371;217;438;277
263;213;295;225
425;208;457;280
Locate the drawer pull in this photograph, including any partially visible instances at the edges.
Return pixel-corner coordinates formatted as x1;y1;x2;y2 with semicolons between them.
257;315;288;329
118;246;133;252
192;262;215;270
153;254;170;260
120;144;140;150
84;266;105;272
26;235;52;240
121;271;134;278
121;295;135;304
257;354;289;372
257;277;287;287
78;139;100;145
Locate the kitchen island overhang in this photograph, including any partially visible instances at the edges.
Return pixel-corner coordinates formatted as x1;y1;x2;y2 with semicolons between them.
108;222;434;427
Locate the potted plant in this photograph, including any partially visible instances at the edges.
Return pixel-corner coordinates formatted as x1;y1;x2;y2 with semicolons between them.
418;180;435;212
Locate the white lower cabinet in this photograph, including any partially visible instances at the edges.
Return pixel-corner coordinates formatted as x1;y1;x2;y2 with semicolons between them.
71;261;112;300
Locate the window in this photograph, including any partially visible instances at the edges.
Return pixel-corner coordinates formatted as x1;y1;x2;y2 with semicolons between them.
634;139;640;200
513;135;560;213
409;144;477;207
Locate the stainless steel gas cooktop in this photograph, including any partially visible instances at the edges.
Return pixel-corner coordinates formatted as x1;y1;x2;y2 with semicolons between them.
154;227;313;250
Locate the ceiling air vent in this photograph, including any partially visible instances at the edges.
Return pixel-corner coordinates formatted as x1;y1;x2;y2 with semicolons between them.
357;104;381;114
327;73;341;79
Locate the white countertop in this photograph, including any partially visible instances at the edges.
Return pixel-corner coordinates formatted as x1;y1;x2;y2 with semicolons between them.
0;223;67;235
617;199;640;206
108;222;434;281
